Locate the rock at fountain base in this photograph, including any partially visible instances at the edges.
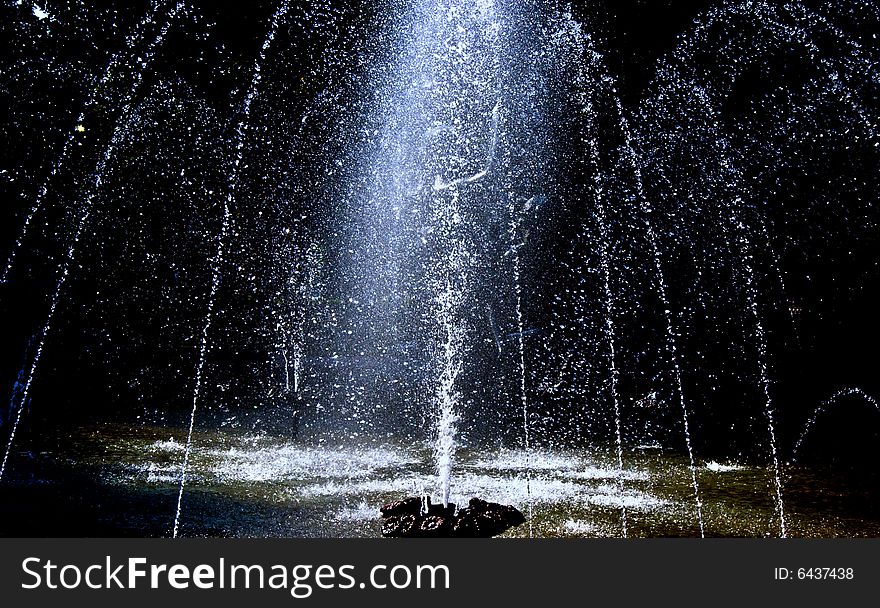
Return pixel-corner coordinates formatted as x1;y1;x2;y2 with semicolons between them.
380;497;526;538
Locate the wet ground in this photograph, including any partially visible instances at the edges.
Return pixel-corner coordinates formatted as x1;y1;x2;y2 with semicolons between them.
1;422;878;537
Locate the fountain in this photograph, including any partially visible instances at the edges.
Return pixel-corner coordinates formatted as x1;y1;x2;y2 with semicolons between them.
0;0;878;538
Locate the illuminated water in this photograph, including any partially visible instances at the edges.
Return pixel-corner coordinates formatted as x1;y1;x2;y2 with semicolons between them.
1;419;878;538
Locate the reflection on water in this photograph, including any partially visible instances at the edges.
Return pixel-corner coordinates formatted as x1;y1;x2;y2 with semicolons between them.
1;422;878;538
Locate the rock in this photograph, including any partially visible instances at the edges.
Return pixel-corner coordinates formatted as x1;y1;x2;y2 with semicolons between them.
453;497;527;538
380;496;525;538
418;514;454;537
382;513;418;537
380;496;423;517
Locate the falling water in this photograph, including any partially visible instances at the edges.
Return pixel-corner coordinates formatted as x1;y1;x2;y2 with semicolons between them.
792;387;880;460
0;1;185;482
569;37;710;531
661;72;796;536
172;0;291;538
609;91;706;537
545;12;634;537
1;0;177;283
550;9;706;534
728;195;787;537
594;200;627;537
653;1;880;534
754;215;799;345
